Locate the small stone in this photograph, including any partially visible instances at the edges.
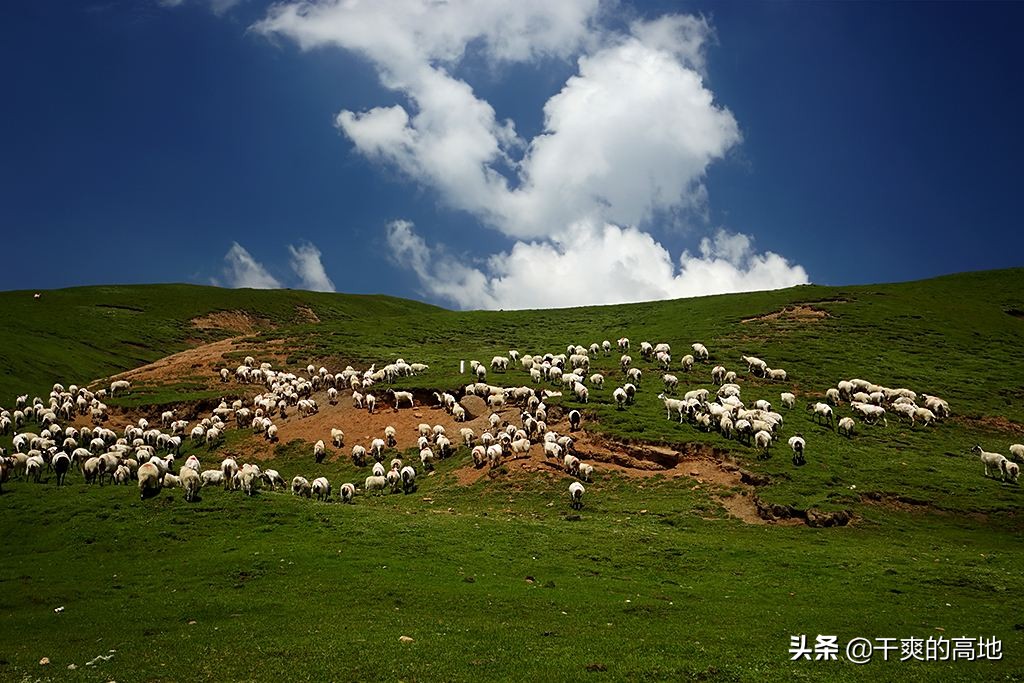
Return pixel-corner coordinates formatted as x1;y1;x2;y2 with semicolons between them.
40;657;50;665
67;664;77;670
188;620;197;625
399;635;414;643
690;470;700;477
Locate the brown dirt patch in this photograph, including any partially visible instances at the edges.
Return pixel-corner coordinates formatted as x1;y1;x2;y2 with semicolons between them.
190;310;275;335
952;414;1023;435
741;304;832;324
295;305;321;324
105;338;286;389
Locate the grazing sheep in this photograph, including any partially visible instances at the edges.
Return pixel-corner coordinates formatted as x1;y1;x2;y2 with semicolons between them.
138;462;161;499
788;435;806;466
201;469;224;487
837;417;855;438
578;462;594;482
972;445;1008;479
486;444;503;468
590;373;605;389
263;469;285;490
221;457;239;489
657;393;686;422
181;467;201;502
569;481;585;510
472;445;487;467
311;476;332;501
389;390;414;410
372;462;386;478
239;465;261;497
780;392;796;409
568;410;582;431
401;465;417;493
613;387;628;409
369;438;386;462
351;445;367;467
331;428;345;448
292;476;312;497
52;452;71;486
741;355;767;376
420;448;435;471
692;343;709;361
1002;460;1020;484
364;475;388;494
1009;444;1024;463
754;430;773;458
765;368;787;381
340;482;355;503
563;454;581;476
81;456;99;484
711;366;726;384
808;402;835;428
452;404;467;422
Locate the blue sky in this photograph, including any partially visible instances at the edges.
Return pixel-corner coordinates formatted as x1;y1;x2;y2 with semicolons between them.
1;1;1021;309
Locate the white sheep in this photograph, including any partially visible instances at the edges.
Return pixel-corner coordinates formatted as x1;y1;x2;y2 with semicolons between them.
312;476;332;501
331;428;345;448
389;390;414;410
780;392;796;409
138;462;161;499
263;469;285;490
486;444;503;468
657;393;686;422
569;481;585;510
364;474;388;494
292;475;312;498
613;387;628;409
972;445;1007;479
1009;444;1024;463
808;402;834;428
340;482;356;503
578;462;594;482
788;435;806;466
754;430;773;458
401;465;417;493
201;469;224;487
420;447;435;471
711;366;726;384
590;373;605;389
837;417;855;438
765;368;787;381
573;383;589;404
181;467;201;502
351;445;367;466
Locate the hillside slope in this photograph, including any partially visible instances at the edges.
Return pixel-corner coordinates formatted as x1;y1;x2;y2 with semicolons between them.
0;284;441;400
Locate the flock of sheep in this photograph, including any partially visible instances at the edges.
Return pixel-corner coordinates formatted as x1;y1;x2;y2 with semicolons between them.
0;333;1020;517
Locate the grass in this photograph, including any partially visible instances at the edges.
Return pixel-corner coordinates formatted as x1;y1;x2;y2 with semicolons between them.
1;268;1024;680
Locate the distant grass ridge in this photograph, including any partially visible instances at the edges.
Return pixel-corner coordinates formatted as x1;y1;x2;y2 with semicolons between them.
0;283;441;400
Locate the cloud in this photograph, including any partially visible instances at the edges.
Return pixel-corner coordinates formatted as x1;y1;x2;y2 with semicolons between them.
158;0;242;15
387;220;808;310
257;3;808;309
288;241;336;292
220;242;283;289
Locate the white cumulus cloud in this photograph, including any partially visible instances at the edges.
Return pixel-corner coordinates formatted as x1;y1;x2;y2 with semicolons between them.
387;220;807;310
257;2;809;309
288;241;336;292
220;242;283;289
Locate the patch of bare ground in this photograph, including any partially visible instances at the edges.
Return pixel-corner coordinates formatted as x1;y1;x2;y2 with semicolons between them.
190;310;275;335
952;414;1022;435
105;338;286;389
741;304;833;324
294;305;321;324
564;433;805;525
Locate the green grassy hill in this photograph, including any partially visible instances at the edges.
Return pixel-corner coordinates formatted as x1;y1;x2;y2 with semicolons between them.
0;283;441;401
1;269;1022;681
